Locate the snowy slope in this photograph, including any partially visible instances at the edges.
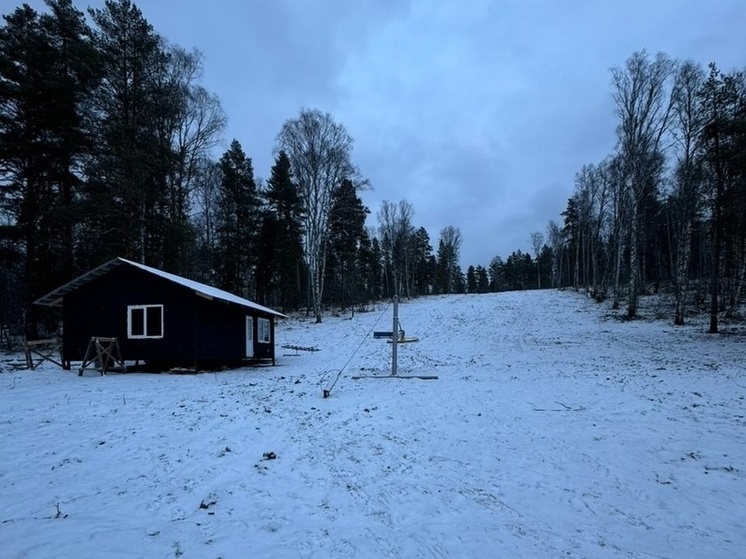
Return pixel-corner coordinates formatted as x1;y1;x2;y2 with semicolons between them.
1;290;744;558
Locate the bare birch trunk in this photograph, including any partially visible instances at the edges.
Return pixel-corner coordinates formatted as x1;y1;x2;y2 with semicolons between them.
726;256;746;318
574;233;580;290
627;199;639;318
673;220;692;325
613;231;624;309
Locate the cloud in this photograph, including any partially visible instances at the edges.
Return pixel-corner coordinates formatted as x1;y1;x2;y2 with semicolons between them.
14;0;746;267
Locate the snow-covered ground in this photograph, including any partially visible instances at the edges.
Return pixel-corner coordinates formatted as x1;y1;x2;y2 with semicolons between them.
1;290;745;558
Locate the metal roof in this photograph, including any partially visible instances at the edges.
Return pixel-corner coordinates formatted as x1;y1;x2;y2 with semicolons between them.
33;257;287;318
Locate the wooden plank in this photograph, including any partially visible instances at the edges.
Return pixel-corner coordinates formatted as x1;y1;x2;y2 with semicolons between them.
351;374;438;380
24;338;64;370
281;344;319;352
25;338;60;347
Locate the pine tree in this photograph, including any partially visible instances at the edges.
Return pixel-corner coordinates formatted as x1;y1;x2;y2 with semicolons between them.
0;5;52;333
41;0;100;281
85;0;172;266
0;2;98;334
356;228;375;302
699;64;746;331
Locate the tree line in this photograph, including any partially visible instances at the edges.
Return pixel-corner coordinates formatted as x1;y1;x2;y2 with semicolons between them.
544;51;746;332
388;51;746;329
0;0;470;335
1;0;227;335
2;2;743;335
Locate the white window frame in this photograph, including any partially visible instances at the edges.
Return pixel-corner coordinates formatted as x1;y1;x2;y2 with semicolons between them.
257;317;271;344
127;304;164;339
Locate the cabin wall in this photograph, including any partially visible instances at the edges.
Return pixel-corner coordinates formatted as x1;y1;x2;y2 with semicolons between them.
62;267;195;363
193;297;244;360
193;298;276;362
61;264;278;367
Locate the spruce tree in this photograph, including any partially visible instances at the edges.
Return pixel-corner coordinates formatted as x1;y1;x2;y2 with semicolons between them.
476;265;490;293
258;150;304;310
366;236;384;300
327;179;369;309
466;265;477;293
411;227;434;296
215;140;260;298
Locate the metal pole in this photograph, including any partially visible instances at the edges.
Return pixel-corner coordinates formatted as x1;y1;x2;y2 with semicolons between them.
392;295;398;376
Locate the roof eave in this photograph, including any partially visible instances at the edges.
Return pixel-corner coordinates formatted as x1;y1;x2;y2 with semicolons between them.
32;258;123;307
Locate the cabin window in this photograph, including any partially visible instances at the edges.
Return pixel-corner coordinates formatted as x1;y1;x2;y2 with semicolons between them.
127;305;164;339
258;317;271;343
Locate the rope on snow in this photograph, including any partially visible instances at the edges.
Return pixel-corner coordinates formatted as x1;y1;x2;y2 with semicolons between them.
321;302;390;398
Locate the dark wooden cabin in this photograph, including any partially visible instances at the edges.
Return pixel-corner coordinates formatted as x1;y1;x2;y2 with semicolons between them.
34;258;287;370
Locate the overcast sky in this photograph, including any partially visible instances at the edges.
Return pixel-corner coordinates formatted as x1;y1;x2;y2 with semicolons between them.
16;0;746;265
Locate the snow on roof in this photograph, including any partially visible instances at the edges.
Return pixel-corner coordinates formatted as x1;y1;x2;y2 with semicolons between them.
34;257;287;318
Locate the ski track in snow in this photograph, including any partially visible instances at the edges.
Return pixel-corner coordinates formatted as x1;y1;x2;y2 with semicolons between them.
1;290;745;558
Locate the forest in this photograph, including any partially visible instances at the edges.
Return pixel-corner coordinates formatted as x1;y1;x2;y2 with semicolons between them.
1;0;745;337
554;52;746;332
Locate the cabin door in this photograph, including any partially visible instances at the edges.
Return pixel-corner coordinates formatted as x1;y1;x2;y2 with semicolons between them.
245;316;254;358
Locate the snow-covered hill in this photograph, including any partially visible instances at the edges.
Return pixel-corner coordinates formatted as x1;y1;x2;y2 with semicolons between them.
1;290;744;558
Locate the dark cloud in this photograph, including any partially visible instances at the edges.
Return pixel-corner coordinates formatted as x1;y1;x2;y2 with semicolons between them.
16;0;746;266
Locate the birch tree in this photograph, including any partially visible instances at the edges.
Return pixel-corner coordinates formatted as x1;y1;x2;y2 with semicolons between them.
605;154;629;309
437;225;462;293
162;48;225;274
192;158;221;285
276;108;357;323
546;221;563;288
573;163;611;298
377;199;414;297
612;51;675;317
530;232;544;289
